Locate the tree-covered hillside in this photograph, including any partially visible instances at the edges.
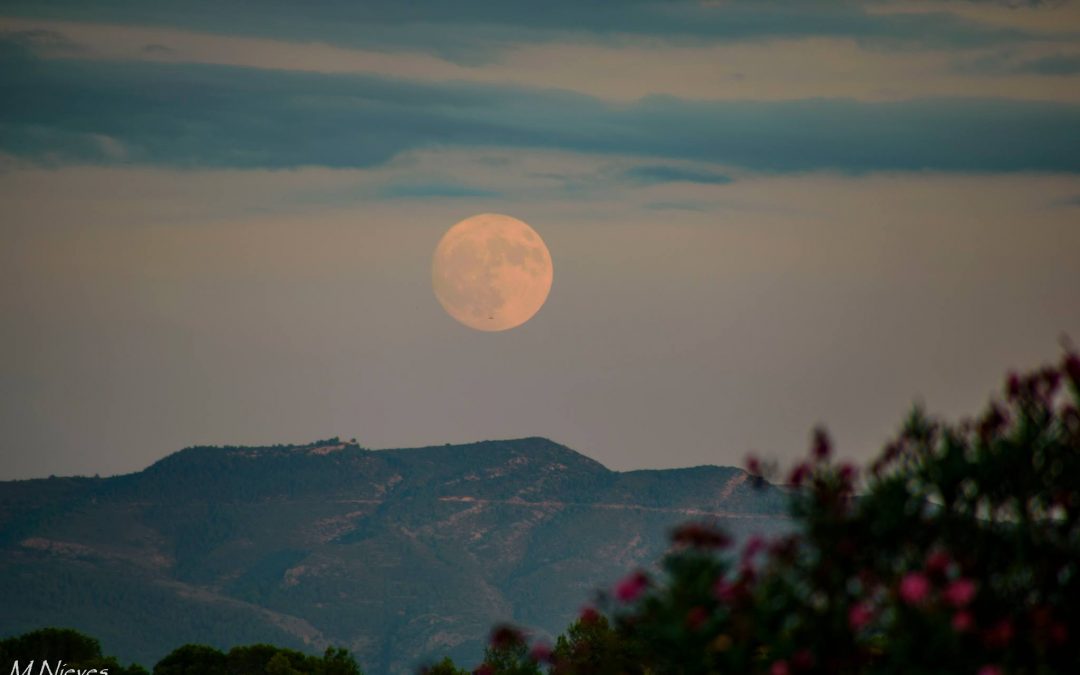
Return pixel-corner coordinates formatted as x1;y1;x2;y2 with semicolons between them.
0;437;791;674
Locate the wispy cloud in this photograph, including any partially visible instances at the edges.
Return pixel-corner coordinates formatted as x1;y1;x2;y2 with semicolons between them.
0;26;84;55
0;0;1062;63
1014;52;1080;74
2;36;1079;174
623;165;733;185
378;183;501;199
7;16;1079;104
643;201;709;212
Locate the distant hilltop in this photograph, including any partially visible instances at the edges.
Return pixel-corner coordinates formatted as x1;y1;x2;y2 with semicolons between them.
0;437;792;675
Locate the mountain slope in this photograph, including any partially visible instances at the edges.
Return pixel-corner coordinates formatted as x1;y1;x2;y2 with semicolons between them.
0;437;792;674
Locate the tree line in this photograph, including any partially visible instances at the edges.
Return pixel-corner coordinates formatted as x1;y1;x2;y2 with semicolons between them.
0;629;362;675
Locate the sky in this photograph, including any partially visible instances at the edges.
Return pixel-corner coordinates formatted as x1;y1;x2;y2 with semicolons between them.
2;0;1079;480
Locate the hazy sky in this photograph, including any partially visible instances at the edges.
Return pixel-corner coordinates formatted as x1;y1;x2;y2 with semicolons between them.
2;0;1079;479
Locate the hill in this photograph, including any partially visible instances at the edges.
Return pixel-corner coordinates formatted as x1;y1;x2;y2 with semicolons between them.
0;437;792;674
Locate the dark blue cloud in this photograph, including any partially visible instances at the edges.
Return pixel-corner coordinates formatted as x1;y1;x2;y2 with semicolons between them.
2;42;1078;173
379;184;501;199
623;165;734;185
0;0;1050;63
960;50;1080;76
1015;53;1080;75
644;201;708;212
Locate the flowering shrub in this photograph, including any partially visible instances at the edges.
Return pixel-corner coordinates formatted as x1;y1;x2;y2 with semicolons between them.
462;350;1080;674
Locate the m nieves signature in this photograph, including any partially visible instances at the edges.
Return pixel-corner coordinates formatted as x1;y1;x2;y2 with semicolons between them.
9;662;109;675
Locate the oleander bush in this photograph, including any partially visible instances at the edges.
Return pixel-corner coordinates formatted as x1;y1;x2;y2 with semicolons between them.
461;349;1080;675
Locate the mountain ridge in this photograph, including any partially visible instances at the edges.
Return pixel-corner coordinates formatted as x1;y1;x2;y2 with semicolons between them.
0;437;792;674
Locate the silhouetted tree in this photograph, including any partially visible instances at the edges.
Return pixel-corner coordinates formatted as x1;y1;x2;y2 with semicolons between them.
0;628;148;675
419;656;469;675
153;644;228;675
549;613;640;675
476;625;542;675
316;647;364;675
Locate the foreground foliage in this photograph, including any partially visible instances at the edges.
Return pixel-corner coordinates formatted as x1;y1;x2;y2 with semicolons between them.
0;628;148;674
0;629;362;675
454;350;1080;675
153;643;361;675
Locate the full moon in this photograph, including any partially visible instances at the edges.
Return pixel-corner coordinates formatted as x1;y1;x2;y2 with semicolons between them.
432;213;553;332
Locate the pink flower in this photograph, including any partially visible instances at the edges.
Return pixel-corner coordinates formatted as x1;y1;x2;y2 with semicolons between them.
943;578;976;607
769;535;800;562
788;462;811;487
952;610;974;632
1065;352;1080;385
713;577;737;603
615;571;649;603
672;523;731;549
473;665;494;675
791;650;814;670
838;462;857;485
742;535;767;561
848;602;873;631
528;642;552;663
579;607;600;624
1006;372;1022;399
1041;367;1062;395
489;625;524;650
1050;622;1068;645
685;606;709;631
984;619;1014;648
925;550;951;577
738;563;757;585
977;666;1002;675
746;454;762;475
899;572;931;604
979;404;1008;440
811;427;832;461
770;660;791;675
